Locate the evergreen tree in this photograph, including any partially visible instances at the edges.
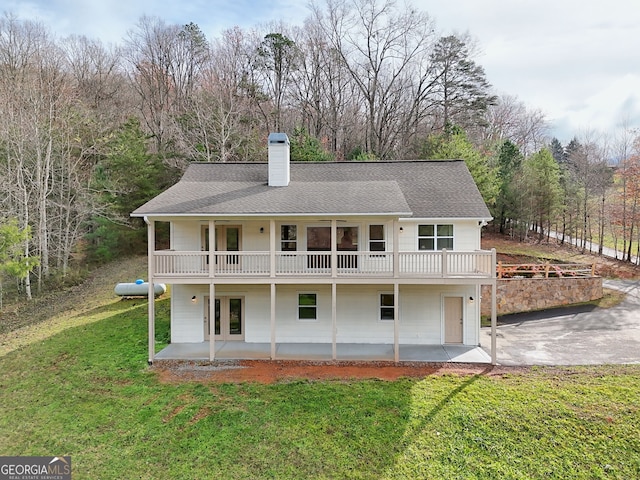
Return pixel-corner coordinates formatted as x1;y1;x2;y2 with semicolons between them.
289;127;332;161
88;118;175;261
429;35;497;132
256;32;299;131
422;126;498;207
495;140;523;233
522;148;562;241
0;218;39;306
549;137;566;164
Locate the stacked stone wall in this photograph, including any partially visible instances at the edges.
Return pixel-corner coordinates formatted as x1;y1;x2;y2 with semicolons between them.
481;277;603;316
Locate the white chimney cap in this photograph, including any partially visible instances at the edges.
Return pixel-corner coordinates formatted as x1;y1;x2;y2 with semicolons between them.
268;132;290;145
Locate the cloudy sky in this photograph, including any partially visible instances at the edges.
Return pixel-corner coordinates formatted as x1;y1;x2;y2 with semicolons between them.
3;0;639;145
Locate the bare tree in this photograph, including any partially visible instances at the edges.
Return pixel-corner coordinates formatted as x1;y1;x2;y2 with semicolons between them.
311;0;436;158
62;35;131;123
290;18;361;158
565;132;611;252
175;26;263;162
609;128;640;261
481;94;549;156
124;17;209;158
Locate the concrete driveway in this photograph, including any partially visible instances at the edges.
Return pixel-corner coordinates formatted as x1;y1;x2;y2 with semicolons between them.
480;280;640;365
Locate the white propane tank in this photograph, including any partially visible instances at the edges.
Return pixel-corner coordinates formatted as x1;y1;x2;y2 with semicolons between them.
114;281;166;297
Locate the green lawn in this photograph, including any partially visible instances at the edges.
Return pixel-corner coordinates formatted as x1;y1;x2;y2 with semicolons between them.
1;298;639;479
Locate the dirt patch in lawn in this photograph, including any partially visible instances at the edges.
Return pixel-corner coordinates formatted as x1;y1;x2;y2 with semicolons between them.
152;359;530;384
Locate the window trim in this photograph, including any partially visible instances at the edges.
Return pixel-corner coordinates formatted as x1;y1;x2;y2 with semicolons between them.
379;292;395;321
418;223;454;251
297;292;318;321
368;224;386;252
280;224;297;251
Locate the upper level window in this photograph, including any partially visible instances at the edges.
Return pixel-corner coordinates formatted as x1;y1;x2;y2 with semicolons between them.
281;225;297;251
369;225;385;252
337;226;358;251
418;224;453;250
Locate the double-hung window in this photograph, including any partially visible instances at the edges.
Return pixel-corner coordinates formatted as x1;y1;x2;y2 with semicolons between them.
298;293;317;320
379;293;394;321
281;225;297;251
369;224;386;252
418;224;453;250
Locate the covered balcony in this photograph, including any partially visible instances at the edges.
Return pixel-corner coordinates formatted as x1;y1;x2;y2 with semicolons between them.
151;249;496;279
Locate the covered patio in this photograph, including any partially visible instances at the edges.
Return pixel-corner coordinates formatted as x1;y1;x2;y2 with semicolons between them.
154;342;491;363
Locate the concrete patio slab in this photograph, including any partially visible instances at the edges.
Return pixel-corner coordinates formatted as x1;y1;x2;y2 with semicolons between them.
154;342;491;364
276;343;332;360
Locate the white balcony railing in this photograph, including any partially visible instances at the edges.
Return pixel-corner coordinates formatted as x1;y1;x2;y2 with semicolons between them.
153;250;495;279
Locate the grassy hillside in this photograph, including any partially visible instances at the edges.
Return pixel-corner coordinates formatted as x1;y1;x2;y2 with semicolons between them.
0;255;148;356
0;252;639;478
0;295;638;478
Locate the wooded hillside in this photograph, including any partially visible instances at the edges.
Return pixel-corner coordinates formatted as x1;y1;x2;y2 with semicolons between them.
0;0;639;300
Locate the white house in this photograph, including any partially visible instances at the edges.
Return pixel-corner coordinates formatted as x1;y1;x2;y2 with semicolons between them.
132;133;498;364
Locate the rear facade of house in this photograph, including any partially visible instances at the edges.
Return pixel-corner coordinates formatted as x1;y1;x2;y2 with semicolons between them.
133;133;496;363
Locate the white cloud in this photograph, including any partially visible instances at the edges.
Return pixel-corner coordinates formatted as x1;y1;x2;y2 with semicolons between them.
425;0;640;143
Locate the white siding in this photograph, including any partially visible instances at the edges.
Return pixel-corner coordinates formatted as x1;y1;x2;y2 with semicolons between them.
242;223;269;251
168;283;480;346
454;221;482;250
167;218;481;253
334;285;394;343
171;284;205;342
171;221;202;250
272;285;333;343
399;220;481;251
243;286;270;342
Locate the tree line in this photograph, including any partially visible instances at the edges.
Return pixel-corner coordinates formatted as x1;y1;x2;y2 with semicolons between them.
0;0;638;302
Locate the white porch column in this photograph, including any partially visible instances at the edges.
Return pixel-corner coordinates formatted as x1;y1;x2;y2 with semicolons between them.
491;248;497;365
208;219;215;278
269;219;276;277
209;282;216;361
270;283;276;359
331;220;337;278
491;280;497;365
146;217;155;364
393;220;399;278
393;282;399;363
332;282;337;360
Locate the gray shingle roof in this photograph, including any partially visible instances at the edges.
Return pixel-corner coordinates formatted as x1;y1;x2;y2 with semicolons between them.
132;160;492;219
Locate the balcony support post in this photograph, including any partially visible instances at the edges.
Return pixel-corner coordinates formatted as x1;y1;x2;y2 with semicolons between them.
270;220;276;278
332;282;337;360
331;220;337;278
146;217;155;364
270;283;276;359
393;282;399;363
491;248;497;365
393;220;399;278
209;282;216;361
442;248;448;277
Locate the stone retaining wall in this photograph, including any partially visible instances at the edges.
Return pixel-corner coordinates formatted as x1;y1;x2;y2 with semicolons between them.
481;277;603;316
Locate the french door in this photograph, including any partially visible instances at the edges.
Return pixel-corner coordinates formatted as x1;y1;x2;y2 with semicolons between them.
204;296;244;341
202;225;242;270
